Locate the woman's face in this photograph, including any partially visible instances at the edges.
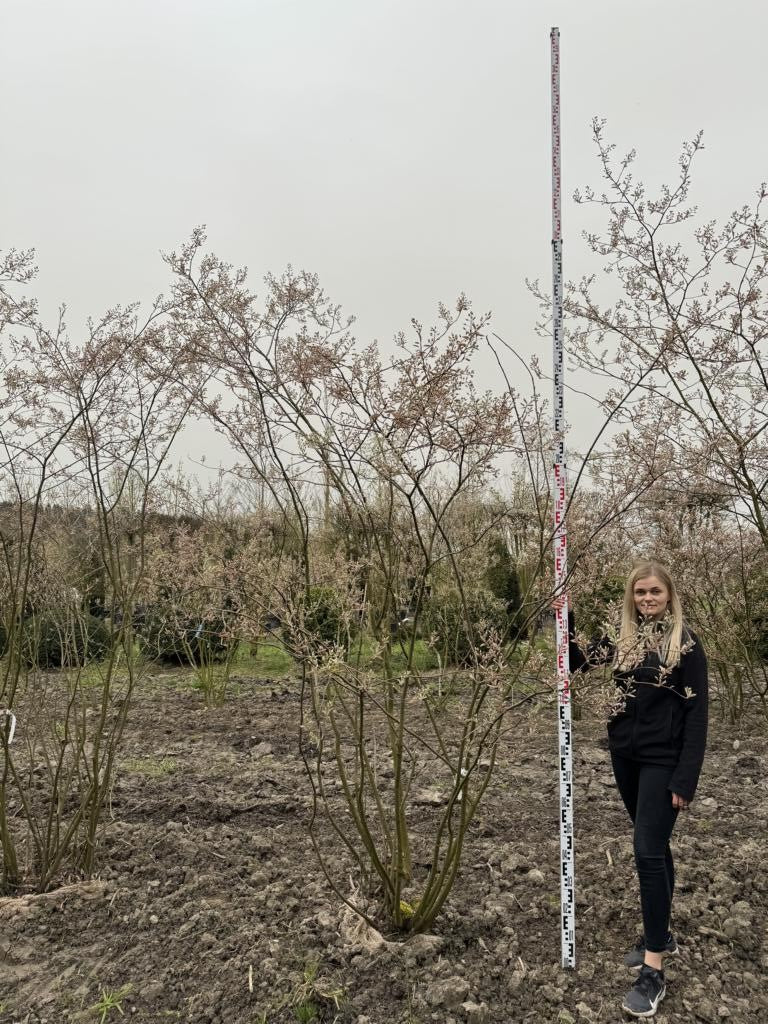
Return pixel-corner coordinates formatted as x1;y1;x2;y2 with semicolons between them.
633;575;670;620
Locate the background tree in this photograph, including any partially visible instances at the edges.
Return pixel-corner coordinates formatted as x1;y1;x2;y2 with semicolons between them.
561;121;767;547
0;250;188;892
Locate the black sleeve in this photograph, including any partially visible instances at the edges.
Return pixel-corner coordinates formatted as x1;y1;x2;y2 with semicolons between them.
568;608;614;674
668;633;708;803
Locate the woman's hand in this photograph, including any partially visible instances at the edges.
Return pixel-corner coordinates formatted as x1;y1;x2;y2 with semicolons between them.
671;793;690;811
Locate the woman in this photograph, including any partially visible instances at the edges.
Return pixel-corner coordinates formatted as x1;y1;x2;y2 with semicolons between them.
570;561;708;1019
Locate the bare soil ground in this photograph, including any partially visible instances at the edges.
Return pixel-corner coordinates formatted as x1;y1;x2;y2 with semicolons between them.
1;673;766;1024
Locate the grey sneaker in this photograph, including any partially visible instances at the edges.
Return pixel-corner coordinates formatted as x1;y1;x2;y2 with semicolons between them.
624;932;678;969
622;964;666;1017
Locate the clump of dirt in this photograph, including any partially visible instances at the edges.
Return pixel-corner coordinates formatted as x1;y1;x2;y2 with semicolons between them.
1;674;766;1023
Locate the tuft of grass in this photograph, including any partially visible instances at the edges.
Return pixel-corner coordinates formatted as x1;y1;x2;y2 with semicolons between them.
293;1002;318;1023
289;962;344;1021
90;985;132;1023
121;756;176;777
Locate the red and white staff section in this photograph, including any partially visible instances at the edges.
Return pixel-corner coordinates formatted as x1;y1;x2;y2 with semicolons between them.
550;26;576;970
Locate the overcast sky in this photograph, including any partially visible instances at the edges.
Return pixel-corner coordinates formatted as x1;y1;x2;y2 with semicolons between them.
3;0;767;463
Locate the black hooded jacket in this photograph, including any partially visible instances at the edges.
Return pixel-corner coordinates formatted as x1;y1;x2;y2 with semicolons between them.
569;612;708;802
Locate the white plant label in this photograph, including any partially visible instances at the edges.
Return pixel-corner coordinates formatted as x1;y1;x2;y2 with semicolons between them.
1;710;16;746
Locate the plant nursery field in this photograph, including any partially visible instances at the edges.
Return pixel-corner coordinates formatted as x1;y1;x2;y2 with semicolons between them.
1;671;766;1024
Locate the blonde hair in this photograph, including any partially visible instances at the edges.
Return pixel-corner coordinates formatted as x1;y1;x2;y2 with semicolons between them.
617;561;685;669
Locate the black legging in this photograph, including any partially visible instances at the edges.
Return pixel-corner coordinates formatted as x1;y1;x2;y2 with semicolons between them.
610;753;680;953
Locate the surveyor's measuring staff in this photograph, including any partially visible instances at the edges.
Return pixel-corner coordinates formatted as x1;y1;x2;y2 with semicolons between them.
550;25;576;970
